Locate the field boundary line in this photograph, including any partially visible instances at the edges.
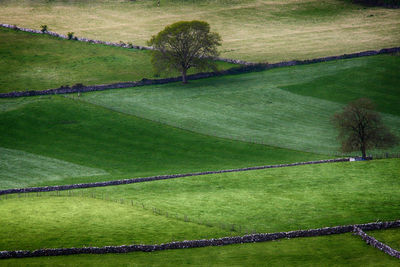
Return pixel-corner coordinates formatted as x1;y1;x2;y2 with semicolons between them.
0;158;350;195
1;23;400;98
0;220;399;259
354;226;400;259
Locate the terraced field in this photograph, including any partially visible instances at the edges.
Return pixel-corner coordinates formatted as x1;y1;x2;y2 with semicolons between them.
0;0;399;62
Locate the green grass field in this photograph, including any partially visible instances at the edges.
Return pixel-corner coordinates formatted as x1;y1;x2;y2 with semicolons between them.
0;196;233;251
368;228;400;250
1;233;399;266
0;147;107;189
80;54;400;155
0;28;234;93
1;1;399;263
1;0;399;62
0;96;322;189
76;159;400;234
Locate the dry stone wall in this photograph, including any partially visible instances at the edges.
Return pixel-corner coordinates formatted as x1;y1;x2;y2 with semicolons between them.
354;226;400;259
0;158;349;196
1;23;400;98
0;220;399;259
0;23;151;50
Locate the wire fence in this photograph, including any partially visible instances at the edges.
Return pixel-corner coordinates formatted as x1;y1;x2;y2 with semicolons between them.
0;190;253;235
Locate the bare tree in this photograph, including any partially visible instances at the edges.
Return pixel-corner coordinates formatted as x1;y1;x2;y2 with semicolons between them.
147;20;221;84
332;98;397;159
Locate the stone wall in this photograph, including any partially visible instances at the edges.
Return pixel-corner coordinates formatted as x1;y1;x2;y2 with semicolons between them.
354;226;400;259
1;23;400;98
0;220;399;259
0;23;151;50
0;158;349;196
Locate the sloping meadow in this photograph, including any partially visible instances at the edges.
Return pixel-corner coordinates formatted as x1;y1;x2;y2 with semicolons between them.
79;54;400;155
1;0;399;62
0;96;322;189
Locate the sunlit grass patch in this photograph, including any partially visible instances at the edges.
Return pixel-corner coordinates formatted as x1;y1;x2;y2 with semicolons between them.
0;196;233;251
81;159;400;234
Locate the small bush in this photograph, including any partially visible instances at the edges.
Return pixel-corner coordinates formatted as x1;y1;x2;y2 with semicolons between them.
40;25;48;33
67;32;74;40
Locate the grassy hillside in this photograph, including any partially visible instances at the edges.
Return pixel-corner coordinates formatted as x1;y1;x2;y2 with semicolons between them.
0;0;399;62
0;96;322;189
0;147;107;189
78;159;400;234
0;196;233;251
1;233;399;266
80;54;400;155
0;28;234;93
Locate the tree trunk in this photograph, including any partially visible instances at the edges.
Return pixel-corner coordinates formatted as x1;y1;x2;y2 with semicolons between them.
182;69;187;84
361;145;366;159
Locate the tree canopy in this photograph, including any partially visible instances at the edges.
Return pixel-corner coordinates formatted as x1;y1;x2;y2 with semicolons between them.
147;20;221;83
332;98;397;158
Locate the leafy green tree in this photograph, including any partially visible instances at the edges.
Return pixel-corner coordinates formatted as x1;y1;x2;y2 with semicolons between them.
332;98;397;159
148;21;221;83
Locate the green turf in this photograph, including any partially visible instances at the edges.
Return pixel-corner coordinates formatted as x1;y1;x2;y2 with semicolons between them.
281;53;400;116
0;147;107;189
0;196;232;251
1;0;399;62
0;27;235;93
78;159;400;234
1;233;399;266
368;228;400;250
79;54;400;155
0;96;322;189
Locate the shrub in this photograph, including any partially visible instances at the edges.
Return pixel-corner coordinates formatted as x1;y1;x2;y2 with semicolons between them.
40;25;48;33
67;32;74;40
